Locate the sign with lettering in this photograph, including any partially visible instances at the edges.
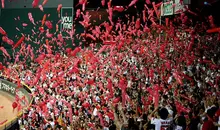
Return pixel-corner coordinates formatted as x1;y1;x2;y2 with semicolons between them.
161;1;174;16
60;7;74;38
0;78;32;103
0;79;16;94
174;0;187;14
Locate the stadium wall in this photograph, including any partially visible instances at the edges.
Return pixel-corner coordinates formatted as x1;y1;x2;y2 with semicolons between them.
0;77;32;103
0;76;33;130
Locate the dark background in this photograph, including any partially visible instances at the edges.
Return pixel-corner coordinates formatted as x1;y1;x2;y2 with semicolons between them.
1;0;220;28
1;0;73;8
0;0;220;62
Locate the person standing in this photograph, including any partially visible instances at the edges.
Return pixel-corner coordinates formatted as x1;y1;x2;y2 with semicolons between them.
202;108;217;130
148;107;173;130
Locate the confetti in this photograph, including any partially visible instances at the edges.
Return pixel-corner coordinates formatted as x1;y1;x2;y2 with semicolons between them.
128;0;138;7
42;0;48;6
39;5;44;12
1;0;4;8
0;1;219;129
2;36;14;45
32;0;40;8
13;36;25;49
45;20;53;29
146;0;151;4
206;27;220;33
75;9;81;19
101;0;105;6
57;4;62;13
0;47;11;59
28;13;35;25
113;6;125;12
41;14;47;26
0;27;6;35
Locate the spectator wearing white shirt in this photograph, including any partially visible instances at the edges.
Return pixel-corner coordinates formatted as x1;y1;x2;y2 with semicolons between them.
148;107;173;130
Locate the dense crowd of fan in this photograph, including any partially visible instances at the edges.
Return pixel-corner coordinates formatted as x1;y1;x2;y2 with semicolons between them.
0;0;220;130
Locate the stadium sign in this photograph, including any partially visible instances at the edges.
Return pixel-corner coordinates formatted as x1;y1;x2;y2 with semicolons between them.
60;7;74;38
0;78;32;103
161;1;174;16
0;79;16;94
62;16;73;29
174;0;187;14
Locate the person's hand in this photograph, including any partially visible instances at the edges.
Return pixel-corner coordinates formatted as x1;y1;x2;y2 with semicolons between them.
213;122;219;126
118;103;123;111
109;102;114;111
154;106;159;111
143;122;148;129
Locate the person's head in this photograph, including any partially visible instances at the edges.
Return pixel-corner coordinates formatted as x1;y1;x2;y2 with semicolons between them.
211;106;218;113
177;115;186;127
128;118;135;127
199;108;205;114
143;114;148;121
206;108;215;119
158;108;169;120
109;123;116;130
47;125;52;130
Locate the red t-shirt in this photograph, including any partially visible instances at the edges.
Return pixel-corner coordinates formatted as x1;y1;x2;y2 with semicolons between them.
202;120;216;130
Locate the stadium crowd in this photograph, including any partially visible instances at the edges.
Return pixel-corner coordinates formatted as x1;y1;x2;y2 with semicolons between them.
0;0;220;130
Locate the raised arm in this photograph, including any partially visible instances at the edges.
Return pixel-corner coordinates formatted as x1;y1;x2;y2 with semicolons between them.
148;106;159;120
118;103;127;123
110;103;122;129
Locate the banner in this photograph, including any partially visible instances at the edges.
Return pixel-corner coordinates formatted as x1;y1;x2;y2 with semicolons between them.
161;1;174;16
174;0;187;14
0;78;32;103
60;7;74;38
